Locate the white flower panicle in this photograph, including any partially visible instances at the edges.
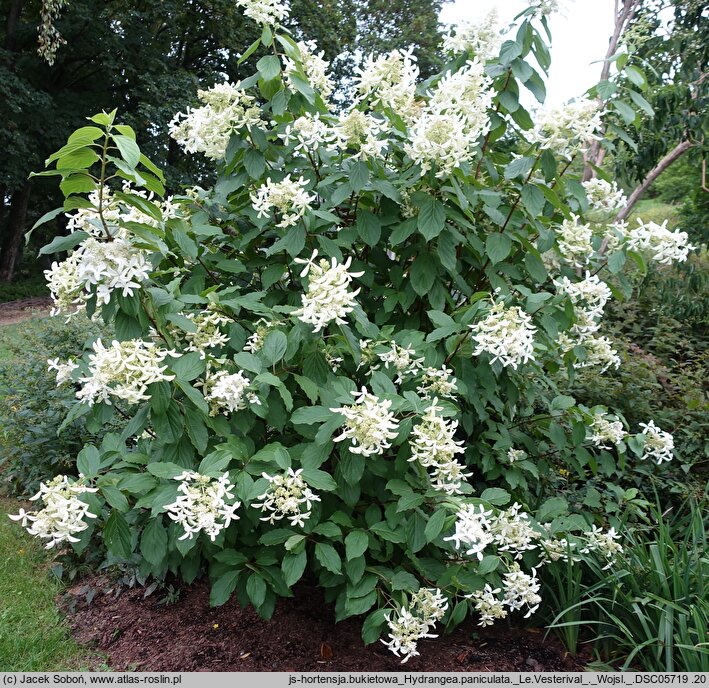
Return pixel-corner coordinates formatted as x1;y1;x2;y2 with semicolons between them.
9;475;98;549
409;402;470;495
490;503;539;559
332;110;389;160
502;565;542;618
529;98;603;159
283;113;335;153
253;468;320;527
554;215;594;267
638;420;674;464
47;357;79;386
540;536;578;564
444;504;494;560
582;178;627;214
204;369;254;416
45;234;151;318
165;471;241;541
355;49;419;118
589;412;626;449
244;319;280;353
554;272;612;325
235;0;289;26
382;588;448;663
331;387;400;456
443;9;501;61
470;301;536;369
378;342;425;384
293;250;364;332
626;219;695;265
581;526;623;570
251;175;316;228
184;309;233;358
416;366;458;399
467;585;508;627
77;339;177;406
284;40;334;99
571;334;621;373
169;81;261;160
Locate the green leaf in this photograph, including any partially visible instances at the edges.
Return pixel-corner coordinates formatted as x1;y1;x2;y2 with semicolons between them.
613;100;636;124
104;510;132;559
607;250;626;274
480;487;511;506
101;485;129;512
112;134;141;168
624;65;646;89
246;573;267;607
175;380;209;414
504;156;534;180
198;451;231;476
314;542;342;574
147;461;185;479
244;149;266;179
424;510;447;542
486;233;512;264
290;405;333;425
39;230;88;256
551;394;576;411
537;497;568;522
628;90;654;116
262;330;287;366
410;253;437;296
170;352;205;382
140;519;167;566
210;570;239;606
417;196;445;240
391;570;420;591
361;609;389;645
477;555;500;575
521;185;545;217
345;530;368;561
349;161;370;192
356;210;381;246
77;445;100;478
257;55;281;82
282;550;307;586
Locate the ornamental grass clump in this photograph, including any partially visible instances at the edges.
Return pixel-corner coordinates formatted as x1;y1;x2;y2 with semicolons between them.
18;0;697;663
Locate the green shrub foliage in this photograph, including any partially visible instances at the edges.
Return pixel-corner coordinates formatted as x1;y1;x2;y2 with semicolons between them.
14;1;699;662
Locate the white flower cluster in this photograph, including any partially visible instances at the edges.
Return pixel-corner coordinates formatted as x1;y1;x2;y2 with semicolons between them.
406;60;492;178
333;110;389;160
169;81;261;160
409;402;470;495
554;215;594;267
443;503;494;560
253;468;320;527
582;178;627;214
507;448;527;463
639;420;674;464
76;338;177;406
470;301;536;369
529;98;603;159
47;357;79;386
468;565;542;625
236;0;289;26
490;503;539;559
355;49;419;118
184;309;233;358
244;318;280;353
165;471;240;541
293;250;364;332
442;9;501;61
45;234;151;318
284;40;334;99
9;475;97;549
283;113;335;153
416;366;458;400
251;175;316;228
204;369;258;416
626;219;695;265
588;411;626;449
382;588;448;663
332;387;400;456
554;272;612;334
378;342;425;384
581;526;623;570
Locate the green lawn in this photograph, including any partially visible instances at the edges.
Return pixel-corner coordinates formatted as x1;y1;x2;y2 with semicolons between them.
627;198;680;228
0;496;101;671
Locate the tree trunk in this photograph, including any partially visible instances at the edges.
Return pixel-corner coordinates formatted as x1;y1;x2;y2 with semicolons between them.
5;0;24;52
0;184;32;283
616;140;694;221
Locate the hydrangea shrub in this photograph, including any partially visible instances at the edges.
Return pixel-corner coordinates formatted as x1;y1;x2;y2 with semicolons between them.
18;0;695;663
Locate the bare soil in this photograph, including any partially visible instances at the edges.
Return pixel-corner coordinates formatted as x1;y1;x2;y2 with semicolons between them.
0;297;52;325
63;577;587;672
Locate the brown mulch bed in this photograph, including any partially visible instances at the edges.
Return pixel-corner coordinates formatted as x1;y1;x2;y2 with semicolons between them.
0;297;52;325
63;577;587;672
